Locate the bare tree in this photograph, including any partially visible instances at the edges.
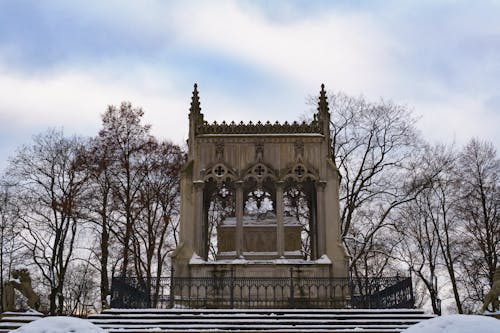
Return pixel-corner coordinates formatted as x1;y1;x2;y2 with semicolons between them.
63;260;99;316
326;92;422;278
394;143;464;314
88;102;185;308
98;102;154;278
0;181;24;312
395;194;442;314
456;139;499;311
426;145;464;313
7;129;89;315
81;137;117;309
131;140;184;305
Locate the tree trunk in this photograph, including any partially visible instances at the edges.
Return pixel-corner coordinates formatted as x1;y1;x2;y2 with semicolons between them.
100;224;110;307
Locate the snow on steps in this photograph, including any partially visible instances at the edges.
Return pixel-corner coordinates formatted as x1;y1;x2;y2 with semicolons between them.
0;311;44;333
88;308;435;333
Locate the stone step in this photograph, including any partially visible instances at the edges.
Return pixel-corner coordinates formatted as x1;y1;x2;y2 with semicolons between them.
90;316;434;324
0;311;44;333
100;308;427;315
97;327;414;333
0;309;435;333
88;308;434;333
89;317;432;324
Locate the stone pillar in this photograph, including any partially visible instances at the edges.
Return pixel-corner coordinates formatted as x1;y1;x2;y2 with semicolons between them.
309;189;318;260
316;181;327;256
235;181;244;257
276;181;285;258
193;180;205;258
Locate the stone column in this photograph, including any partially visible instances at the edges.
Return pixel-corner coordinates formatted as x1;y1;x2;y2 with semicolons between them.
235;181;244;258
316;181;327;256
193;180;205;258
309;190;318;260
276;181;285;258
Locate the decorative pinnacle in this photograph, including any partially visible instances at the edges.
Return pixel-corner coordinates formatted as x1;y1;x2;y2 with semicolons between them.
190;83;201;114
318;83;329;114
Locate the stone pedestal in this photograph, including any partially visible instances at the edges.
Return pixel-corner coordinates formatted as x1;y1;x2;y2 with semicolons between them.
188;257;333;278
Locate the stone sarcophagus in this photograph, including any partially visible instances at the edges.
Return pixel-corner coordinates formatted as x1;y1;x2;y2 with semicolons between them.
217;215;303;259
171;84;349;281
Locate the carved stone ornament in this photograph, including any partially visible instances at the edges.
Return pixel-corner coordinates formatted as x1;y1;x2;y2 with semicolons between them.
482;266;500;312
255;141;264;161
203;163;237;183
215;139;224;161
197;119;322;135
213;164;227;178
294;139;304;159
2;267;41;311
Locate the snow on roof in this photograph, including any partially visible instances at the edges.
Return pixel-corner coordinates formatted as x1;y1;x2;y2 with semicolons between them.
402;314;500;333
11;316;107;333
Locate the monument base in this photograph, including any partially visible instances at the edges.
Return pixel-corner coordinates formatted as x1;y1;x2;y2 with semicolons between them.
188;254;333;278
167;255;357;309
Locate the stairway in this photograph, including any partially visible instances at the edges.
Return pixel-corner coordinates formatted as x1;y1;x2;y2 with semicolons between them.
0;311;44;333
88;308;434;333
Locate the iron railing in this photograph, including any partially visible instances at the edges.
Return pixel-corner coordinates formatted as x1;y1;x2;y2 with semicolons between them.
110;269;414;309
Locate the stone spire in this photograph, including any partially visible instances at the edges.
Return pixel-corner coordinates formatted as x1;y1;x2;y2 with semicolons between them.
317;83;329;116
189;83;201;116
317;83;332;158
189;83;204;131
188;83;203;157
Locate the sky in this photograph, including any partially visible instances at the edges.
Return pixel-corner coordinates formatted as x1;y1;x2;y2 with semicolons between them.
0;0;499;171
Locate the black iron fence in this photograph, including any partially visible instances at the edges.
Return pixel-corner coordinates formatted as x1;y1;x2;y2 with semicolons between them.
110;269;414;309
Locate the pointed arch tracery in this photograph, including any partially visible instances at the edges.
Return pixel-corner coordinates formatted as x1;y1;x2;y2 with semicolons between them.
203;162;237;183
200;159;320;260
241;162;277;223
242;162;277;183
279;161;319;259
282;161;318;183
202;163;237;260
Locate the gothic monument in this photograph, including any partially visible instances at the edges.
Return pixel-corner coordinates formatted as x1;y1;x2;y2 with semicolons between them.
171;84;349;280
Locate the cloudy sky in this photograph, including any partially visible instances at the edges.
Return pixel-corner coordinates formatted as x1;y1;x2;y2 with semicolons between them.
0;0;499;170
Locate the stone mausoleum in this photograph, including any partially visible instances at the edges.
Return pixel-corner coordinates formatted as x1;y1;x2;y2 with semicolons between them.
172;84;349;280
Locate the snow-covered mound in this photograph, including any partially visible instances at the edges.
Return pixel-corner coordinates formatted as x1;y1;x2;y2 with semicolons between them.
11;316;106;333
403;314;500;333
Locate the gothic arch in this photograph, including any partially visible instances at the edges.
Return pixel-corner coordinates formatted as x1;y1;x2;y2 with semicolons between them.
242;162;277;183
202;162;238;183
282;161;319;183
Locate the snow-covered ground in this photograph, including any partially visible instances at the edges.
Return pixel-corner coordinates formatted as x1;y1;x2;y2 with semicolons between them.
11;316;106;333
403;314;500;333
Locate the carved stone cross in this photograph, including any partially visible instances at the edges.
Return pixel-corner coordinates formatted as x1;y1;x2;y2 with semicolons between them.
294;165;305;177
214;165;225;177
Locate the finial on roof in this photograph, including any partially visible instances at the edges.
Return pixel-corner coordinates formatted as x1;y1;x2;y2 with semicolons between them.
190;82;201;114
318;83;329;114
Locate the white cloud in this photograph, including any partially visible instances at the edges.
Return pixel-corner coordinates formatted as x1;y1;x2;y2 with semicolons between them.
0;63;189;145
169;1;394;95
411;93;500;147
0;0;499;173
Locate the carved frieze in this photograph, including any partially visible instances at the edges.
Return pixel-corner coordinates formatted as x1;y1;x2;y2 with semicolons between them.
196;120;323;135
